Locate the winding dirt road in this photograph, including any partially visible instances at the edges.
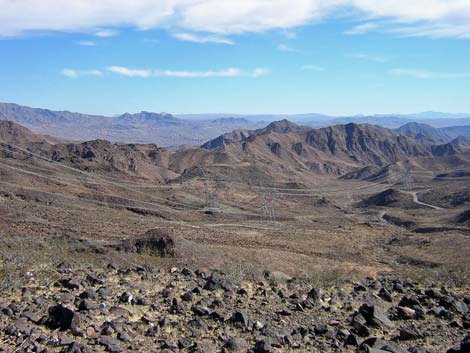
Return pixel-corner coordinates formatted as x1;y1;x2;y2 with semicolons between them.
411;192;443;210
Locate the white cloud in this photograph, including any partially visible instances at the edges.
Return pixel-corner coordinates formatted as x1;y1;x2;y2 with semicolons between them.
77;40;96;46
172;32;234;45
61;69;78;78
390;23;470;39
1;1;470;40
252;68;270;78
349;52;386;63
157;68;240;78
95;29;118;37
61;69;102;78
107;66;152;78
390;68;470;79
301;65;325;71
344;22;378;35
277;44;299;52
106;66;269;78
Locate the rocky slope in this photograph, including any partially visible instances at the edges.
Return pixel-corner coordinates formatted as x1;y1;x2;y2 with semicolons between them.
0;251;468;353
0;120;62;145
0;121;176;182
358;189;418;209
189;121;461;184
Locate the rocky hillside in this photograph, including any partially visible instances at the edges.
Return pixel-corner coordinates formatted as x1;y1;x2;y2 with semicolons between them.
1;119;468;185
451;136;470;148
441;126;470;139
304;123;432;166
0;121;176;182
201;129;252;149
191;121;462;183
358;189;417;209
0;120;62;145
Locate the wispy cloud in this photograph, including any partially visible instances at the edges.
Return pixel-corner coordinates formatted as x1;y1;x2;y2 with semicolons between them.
106;66;269;78
390;23;470;40
106;66;151;78
61;69;78;79
77;40;96;46
95;29;117;37
172;32;234;45
60;69;102;78
301;65;325;71
345;23;379;35
390;68;470;79
277;44;299;53
349;53;387;63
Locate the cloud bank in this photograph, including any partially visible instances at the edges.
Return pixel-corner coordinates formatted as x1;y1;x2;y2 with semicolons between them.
1;1;470;39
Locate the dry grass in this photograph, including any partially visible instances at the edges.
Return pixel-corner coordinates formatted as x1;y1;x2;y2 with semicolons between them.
0;233;172;293
397;263;470;288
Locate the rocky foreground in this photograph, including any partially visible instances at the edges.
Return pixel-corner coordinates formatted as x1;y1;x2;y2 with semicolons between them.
0;258;469;353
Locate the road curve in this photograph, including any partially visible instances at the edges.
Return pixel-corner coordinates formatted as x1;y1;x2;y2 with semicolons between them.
412;192;443;210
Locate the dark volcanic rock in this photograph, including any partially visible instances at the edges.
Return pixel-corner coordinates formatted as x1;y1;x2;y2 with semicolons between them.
359;304;393;328
204;271;234;291
48;304;80;331
99;336;122;352
230;311;250;329
78;299;98;311
359;337;407;353
398;326;424;341
122;229;176;257
254;338;274;353
225;337;248;352
0;266;466;353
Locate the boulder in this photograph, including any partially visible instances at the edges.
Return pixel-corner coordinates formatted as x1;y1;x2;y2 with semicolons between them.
359;304;393;328
48;304;80;332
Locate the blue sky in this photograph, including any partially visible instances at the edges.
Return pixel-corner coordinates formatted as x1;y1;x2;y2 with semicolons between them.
1;1;470;116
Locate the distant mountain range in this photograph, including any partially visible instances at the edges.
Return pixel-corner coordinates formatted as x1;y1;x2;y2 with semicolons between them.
0;102;267;147
395;122;470;143
177;111;470;129
2;102;470;147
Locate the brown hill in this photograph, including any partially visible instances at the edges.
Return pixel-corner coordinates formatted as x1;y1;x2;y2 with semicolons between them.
451;136;470;148
343;150;470;184
32;140;176;182
358;189;417;208
431;142;463;156
455;209;470;225
304;123;431;165
201;129;252;149
200;120;311;149
0;120;62;145
0;121;176;182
